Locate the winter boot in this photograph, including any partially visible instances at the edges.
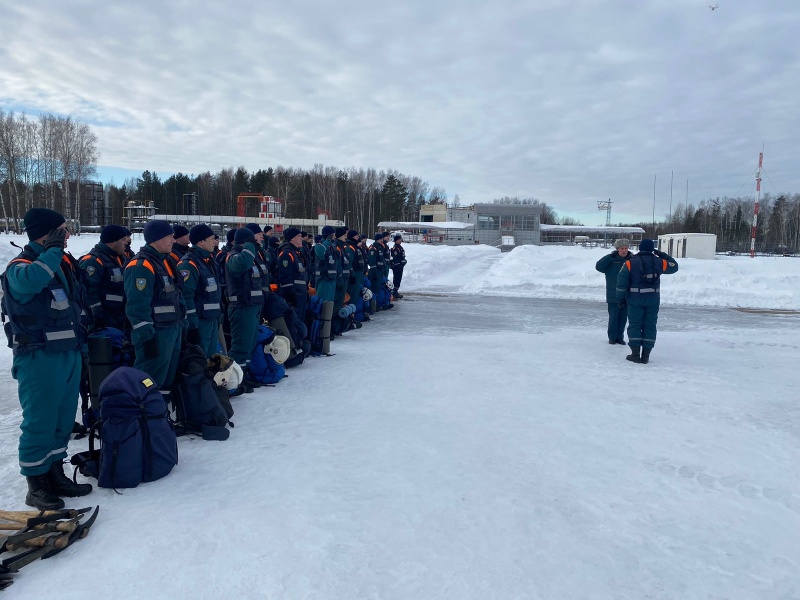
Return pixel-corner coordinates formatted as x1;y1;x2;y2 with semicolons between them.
641;348;652;364
626;346;642;363
393;292;403;299
25;474;65;511
48;460;92;497
242;367;261;389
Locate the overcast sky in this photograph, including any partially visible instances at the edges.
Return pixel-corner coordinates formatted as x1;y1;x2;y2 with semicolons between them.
1;0;798;225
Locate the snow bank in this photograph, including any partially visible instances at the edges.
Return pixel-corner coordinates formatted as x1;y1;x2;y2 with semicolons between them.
1;233;797;310
401;243;800;310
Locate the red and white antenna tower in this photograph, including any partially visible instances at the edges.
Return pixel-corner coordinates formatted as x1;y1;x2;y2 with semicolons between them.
749;151;763;258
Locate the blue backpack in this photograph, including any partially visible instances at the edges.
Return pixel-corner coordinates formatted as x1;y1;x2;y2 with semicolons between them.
72;367;178;489
249;325;286;384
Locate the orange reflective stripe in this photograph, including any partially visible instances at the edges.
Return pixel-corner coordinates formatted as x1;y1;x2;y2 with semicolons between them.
662;259;668;270
95;257;102;265
162;260;174;277
188;260;199;272
125;259;138;269
80;254;91;261
625;260;631;270
9;258;32;266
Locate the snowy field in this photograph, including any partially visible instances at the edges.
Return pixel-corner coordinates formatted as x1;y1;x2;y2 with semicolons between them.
0;234;798;599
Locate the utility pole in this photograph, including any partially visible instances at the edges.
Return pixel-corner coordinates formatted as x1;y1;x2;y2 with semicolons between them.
750;150;763;258
669;170;673;224
652;175;657;236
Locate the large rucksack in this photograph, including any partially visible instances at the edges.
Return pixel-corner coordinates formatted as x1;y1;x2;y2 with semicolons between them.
71;367;178;489
82;327;135;427
172;345;232;440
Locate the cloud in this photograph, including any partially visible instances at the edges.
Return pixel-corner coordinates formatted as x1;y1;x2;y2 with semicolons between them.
1;0;798;224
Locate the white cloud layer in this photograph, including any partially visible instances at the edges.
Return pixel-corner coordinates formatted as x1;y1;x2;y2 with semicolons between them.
1;0;798;223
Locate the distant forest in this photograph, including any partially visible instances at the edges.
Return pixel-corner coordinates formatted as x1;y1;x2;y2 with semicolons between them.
2;109;798;252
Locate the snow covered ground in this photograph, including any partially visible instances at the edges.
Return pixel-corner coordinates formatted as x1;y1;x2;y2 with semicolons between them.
0;234;798;599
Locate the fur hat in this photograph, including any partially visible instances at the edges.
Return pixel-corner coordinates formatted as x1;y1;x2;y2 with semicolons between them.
639;239;655;253
143;220;174;244
190;224;215;245
23;208;66;241
100;224;128;243
614;238;630;249
234;227;256;245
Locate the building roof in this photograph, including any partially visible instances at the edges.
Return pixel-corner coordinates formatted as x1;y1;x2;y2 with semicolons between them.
540;225;645;234
378;221;474;230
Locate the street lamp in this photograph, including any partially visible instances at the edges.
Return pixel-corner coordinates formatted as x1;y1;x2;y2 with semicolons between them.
342;211;351;225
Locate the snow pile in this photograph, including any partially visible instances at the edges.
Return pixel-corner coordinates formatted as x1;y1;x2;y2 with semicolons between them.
401;243;800;310
1;233;797;310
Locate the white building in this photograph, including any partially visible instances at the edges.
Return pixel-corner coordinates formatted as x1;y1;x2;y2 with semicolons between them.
657;233;717;260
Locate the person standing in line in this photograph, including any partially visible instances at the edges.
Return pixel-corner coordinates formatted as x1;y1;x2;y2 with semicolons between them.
124;221;186;395
616;239;679;364
390;234;406;299
3;209;92;509
225;227;264;390
595;238;630;345
178;224;223;358
79;224;129;331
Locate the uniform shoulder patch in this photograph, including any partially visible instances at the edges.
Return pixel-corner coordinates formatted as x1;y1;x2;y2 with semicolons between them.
85;265;96;276
141;377;154;388
282;259;289;267
181;269;190;282
135;277;147;291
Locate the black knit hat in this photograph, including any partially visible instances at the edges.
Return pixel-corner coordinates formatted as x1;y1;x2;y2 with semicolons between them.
143;220;174;244
321;225;335;238
234;227;255;245
245;223;262;235
314;234;323;243
172;225;190;239
23;208;65;241
394;234;402;242
190;224;215;245
334;226;348;238
347;230;359;241
268;236;280;248
284;227;301;242
263;225;273;233
100;224;128;243
226;229;236;243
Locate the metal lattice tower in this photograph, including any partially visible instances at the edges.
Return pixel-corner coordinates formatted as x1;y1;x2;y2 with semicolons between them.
597;199;612;226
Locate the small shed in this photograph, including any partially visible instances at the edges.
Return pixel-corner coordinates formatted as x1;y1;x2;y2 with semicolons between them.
657;233;716;260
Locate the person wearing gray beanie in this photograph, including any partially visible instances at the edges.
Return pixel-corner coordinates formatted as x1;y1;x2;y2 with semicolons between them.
616;239;679;364
178;225;223;357
5;207;91;509
596;239;631;345
614;238;630;249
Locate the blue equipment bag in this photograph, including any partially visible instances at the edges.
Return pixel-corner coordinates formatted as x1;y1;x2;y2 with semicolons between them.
72;366;178;489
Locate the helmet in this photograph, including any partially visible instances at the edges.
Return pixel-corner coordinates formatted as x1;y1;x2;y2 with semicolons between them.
213;362;243;391
264;335;291;364
362;288;373;301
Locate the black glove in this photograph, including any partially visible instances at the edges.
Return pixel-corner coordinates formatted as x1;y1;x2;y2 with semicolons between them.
44;227;67;251
654;250;667;258
618;300;627;309
186;327;201;346
143;337;160;359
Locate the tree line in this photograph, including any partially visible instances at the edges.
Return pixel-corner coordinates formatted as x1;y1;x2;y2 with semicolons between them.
108;166;448;237
0;110;99;229
623;194;800;254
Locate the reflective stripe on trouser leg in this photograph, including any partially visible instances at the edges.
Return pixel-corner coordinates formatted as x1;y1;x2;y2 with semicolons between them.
626;300;645;348
13;348;82;476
